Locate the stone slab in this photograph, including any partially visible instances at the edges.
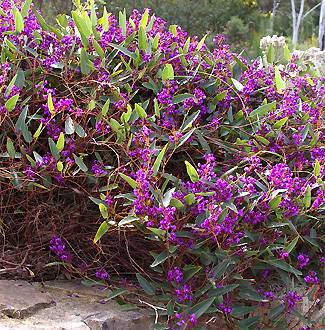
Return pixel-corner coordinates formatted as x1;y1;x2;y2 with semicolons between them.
0;280;153;330
0;280;54;319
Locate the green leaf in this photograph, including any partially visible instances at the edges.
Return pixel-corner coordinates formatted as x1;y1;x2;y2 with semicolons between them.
150;250;168;268
65;116;75;135
118;215;138;226
56;161;64;172
15;106;32;143
267;44;275;63
47;93;55;115
119;173;138;189
285;236;299;253
136;273;155;295
48;138;60;161
94;221;109;243
5;74;17;97
283;44;291;61
256;135;270;146
269;304;285;320
21;0;32;17
73;154;88;172
101;99;110;116
72;11;91;38
75;124;87;138
313;159;321;177
135;103;147;118
138;26;148;51
6;137;16;159
162;64;174;81
184;193;195;205
191;297;215;318
99;203;108;219
212;90;227;104
56;132;65;152
269;195;282;210
249;101;276;118
184;161;199;182
274;65;285;93
153;144;168;176
176;128;196;148
139;8;149;28
274;116;288;129
172;93;193;105
152;32;160;51
13;6;24;33
80;49;94;75
231;78;244;91
5;94;19;112
196;34;207;51
108;43;137;60
239;316;260;329
169;198;185;210
212;259;234;280
231;306;256;317
181;110;201;131
209;284;239;297
169;24;177;36
183;265;202;281
107;288;128;300
102;7;109;32
33;123;43;140
93;38;105;58
303;185;311;208
119;9;127;36
267;259;302;276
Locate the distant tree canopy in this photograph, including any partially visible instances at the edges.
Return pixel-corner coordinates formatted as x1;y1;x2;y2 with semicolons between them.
34;0;323;54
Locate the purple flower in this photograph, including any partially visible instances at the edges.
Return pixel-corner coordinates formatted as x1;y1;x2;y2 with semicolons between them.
175;284;192;302
218;302;233;314
95;269;110;281
304;271;319;285
297;254;309;269
283;291;302;312
49;236;72;262
91;161;108;177
167;267;183;284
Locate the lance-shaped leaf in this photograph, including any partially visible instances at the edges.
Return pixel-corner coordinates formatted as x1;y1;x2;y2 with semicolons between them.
274;65;285;93
184;161;199;182
73;154;88;172
153;144;168;176
94;221;109;243
119;173;138;189
13;6;24;33
5;94;19;112
162;64;174;81
56;132;65;152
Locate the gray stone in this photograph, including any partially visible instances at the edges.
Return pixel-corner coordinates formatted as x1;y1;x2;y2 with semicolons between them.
0;280;154;330
0;280;54;319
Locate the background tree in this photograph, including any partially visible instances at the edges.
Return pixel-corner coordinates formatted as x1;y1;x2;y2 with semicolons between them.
319;0;325;49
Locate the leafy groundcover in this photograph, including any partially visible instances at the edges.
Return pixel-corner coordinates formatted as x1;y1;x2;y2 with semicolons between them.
0;1;324;329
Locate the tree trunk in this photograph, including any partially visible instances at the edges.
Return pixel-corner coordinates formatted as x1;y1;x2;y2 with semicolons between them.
269;1;280;34
291;0;305;46
320;0;325;50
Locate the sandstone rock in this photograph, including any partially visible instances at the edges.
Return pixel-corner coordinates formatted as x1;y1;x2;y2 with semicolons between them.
0;280;54;319
0;280;153;330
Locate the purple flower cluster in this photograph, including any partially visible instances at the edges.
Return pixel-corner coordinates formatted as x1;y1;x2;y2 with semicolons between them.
49;236;72;262
95;269;110;281
167;267;183;284
283;291;302;312
304;271;319;285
